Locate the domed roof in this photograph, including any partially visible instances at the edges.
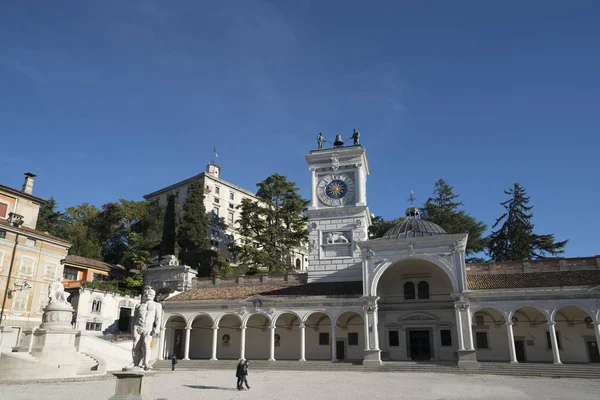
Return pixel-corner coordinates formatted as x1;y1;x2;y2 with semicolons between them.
378;205;448;240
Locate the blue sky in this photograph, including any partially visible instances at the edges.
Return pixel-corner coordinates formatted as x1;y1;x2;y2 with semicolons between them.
1;1;598;258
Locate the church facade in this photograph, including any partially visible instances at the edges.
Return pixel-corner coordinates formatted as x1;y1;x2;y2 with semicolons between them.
158;144;600;367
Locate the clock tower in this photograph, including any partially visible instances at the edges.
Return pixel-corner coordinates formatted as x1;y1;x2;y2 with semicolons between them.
305;143;371;283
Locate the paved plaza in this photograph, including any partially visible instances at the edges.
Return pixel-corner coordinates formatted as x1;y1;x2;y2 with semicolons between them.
1;370;600;400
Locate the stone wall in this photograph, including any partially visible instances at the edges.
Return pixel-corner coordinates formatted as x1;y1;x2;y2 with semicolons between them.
466;256;600;275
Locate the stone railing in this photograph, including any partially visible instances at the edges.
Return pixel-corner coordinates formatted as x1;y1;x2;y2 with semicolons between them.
192;273;308;288
466;256;600;275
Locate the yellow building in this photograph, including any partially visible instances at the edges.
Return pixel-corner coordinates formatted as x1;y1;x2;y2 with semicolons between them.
0;173;71;334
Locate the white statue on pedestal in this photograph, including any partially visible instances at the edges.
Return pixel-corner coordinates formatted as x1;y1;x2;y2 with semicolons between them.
48;279;70;304
129;287;162;371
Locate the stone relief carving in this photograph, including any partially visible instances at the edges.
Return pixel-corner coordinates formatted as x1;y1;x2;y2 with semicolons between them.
309;239;318;253
237;306;247;317
366;248;375;259
331;153;340;171
355;219;362;227
407;243;415;257
326;232;349;244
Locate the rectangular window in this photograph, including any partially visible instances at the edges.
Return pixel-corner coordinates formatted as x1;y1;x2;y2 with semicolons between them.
86;322;102;331
38;285;49;313
26;238;36;247
475;332;489;349
214;197;220;204
215;186;220;194
389;330;400;347
63;267;79;281
440;330;452;347
319;332;329;346
546;331;562;350
228;212;234;225
0;230;6;239
475;315;485;326
43;262;57;279
19;256;35;276
348;332;359;346
92;273;108;281
229;203;235;209
12;290;29;311
229;192;234;200
212;207;219;217
0;202;8;218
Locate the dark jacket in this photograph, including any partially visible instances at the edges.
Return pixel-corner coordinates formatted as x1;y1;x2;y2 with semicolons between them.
242;364;248;376
236;363;244;377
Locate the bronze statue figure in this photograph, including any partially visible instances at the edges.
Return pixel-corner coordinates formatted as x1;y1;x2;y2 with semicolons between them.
317;132;325;149
352;129;360;146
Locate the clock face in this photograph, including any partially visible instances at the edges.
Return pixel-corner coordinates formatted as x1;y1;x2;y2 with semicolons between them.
317;174;355;206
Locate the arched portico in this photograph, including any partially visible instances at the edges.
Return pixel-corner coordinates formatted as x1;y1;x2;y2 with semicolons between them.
163;314;186;360
245;313;272;360
335;311;365;361
188;313;214;360
215;313;243;360
304;311;334;361
273;312;302;360
552;306;600;363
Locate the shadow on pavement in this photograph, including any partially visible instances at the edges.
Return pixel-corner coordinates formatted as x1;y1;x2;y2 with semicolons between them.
184;384;238;391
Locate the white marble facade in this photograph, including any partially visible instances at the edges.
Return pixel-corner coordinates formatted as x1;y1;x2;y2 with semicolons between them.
159;145;600;366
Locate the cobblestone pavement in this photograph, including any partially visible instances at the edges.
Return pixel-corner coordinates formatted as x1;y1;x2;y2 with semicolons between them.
1;370;600;400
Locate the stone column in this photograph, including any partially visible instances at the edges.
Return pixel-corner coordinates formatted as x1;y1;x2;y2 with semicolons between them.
183;327;191;360
372;309;380;351
331;322;337;362
310;168;317;208
269;324;276;361
211;327;218;361
299;323;306;361
240;325;246;360
594;322;600;355
363;311;370;351
465;305;475;351
158;327;165;360
356;165;365;206
455;305;465;351
506;321;518;363
548;321;562;365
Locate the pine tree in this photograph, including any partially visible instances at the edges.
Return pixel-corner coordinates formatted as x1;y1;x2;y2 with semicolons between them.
486;183;568;261
159;193;178;257
368;216;405;239
36;197;68;238
237;174;309;272
422;179;488;259
178;179;210;251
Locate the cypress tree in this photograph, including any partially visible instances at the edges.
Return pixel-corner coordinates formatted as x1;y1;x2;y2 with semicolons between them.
178;179;210;252
486;183;568;261
159;193;178;257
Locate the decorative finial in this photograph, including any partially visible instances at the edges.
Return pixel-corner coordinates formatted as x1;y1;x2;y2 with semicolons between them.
408;190;416;206
405;190;420;219
212;147;218;163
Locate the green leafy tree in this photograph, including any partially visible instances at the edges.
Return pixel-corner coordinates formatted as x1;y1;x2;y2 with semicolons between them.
178;179;210;267
368;215;404;239
160;193;178;257
212;256;233;277
237;174;309;272
421;179;488;259
62;203;103;260
486;183;568;261
36;197;68;238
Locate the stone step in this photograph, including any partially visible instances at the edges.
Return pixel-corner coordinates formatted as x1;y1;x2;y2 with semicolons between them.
76;353;100;375
152;360;600;378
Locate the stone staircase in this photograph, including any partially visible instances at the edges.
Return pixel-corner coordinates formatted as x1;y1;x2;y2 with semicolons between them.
152;359;600;379
76;352;101;375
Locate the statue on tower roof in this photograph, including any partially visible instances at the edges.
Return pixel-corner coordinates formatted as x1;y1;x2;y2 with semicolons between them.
352;128;360;146
317;132;325;149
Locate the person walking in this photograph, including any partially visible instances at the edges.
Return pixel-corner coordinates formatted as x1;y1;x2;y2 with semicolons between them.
241;360;251;390
236;359;245;390
170;355;177;371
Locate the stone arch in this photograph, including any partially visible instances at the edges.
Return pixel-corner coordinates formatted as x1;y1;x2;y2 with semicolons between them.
472;307;507;327
333;308;364;326
302;310;335;325
216;313;243;360
304;311;334;361
243;311;273;328
371;255;459;297
163;312;187;328
187;312;214;329
550;304;595;323
470;305;509;320
163;314;187;360
214;312;243;328
335;310;365;361
508;305;550;322
273;310;303;326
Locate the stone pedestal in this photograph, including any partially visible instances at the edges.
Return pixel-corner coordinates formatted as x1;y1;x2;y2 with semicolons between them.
109;370;152;400
362;349;382;367
457;349;478;369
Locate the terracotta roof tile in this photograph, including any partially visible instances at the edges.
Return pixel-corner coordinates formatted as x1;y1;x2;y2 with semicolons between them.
467;270;600;290
166;281;363;301
64;254;126;273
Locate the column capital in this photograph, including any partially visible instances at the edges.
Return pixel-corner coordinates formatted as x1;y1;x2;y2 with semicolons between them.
547;321;556;326
505;321;513;326
298;322;306;329
212;326;219;330
185;326;192;330
269;323;276;330
240;324;247;330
